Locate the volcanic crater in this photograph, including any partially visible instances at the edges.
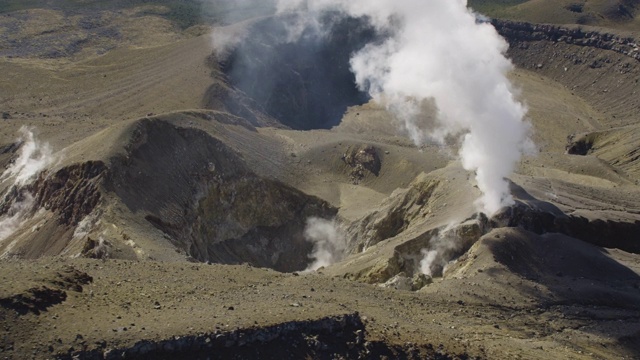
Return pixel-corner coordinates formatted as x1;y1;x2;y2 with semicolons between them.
0;1;640;359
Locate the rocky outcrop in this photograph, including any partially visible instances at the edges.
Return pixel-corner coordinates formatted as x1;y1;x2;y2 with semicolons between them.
380;272;432;291
80;237;110;259
1;118;338;267
109;119;336;271
0;160;107;258
492;19;640;62
30;161;106;226
188;175;336;271
359;216;488;284
492;18;640;125
566;133;595;155
345;184;640;285
347;178;440;252
0;161;106;226
342;145;381;184
491;201;640;253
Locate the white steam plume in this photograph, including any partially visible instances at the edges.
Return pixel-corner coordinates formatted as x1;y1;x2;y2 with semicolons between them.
1;126;54;186
0;127;55;243
419;224;461;277
277;0;534;216
304;217;347;271
0;193;34;242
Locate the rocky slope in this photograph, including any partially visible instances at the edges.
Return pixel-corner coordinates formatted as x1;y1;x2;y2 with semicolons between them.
494;18;640;129
1;115;337;271
1;2;640;359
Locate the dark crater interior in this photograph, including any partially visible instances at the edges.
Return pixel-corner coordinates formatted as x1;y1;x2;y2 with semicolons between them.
220;13;377;130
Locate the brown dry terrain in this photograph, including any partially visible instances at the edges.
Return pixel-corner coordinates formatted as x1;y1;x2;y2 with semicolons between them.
470;0;640;32
1;1;640;359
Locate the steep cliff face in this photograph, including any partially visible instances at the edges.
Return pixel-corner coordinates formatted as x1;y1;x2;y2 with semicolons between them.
493;19;640;61
108;119;336;271
30;161;107;226
493;19;640;126
490;201;640;253
0;161;107;258
346;178;441;253
0;117;337;269
337;168;640;285
472;0;639;27
191;176;335;270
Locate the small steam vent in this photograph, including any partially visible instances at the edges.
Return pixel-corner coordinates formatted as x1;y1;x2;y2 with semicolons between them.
219;13;376;130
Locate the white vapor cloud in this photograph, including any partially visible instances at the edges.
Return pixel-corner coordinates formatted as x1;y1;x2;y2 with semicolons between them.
0;127;55;245
0;193;34;242
277;0;534;216
304;217;347;271
0;126;54;187
419;223;460;277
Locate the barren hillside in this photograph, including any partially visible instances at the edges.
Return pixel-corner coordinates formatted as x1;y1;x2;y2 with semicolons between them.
0;1;639;359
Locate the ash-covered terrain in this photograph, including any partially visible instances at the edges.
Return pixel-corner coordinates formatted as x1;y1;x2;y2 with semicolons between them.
1;0;640;359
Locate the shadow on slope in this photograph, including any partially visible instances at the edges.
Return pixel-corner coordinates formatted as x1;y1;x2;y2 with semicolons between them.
447;226;640;355
106;118;336;271
567;124;640;182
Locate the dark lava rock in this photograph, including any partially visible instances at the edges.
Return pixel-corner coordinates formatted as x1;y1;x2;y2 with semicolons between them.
342;145;381;184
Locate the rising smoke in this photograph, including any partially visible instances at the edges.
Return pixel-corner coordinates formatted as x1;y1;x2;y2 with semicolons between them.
207;0;535;213
0;127;54;186
274;0;534;216
0;192;34;242
303;217;347;271
214;8;374;130
0;127;55;243
420;224;465;277
208;0;535;273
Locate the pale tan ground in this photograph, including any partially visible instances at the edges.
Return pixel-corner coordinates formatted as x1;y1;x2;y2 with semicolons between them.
1;3;640;359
